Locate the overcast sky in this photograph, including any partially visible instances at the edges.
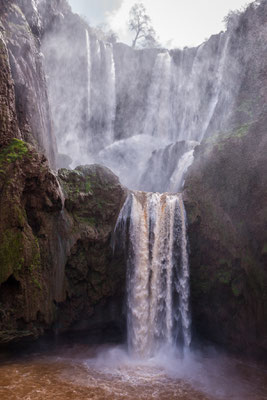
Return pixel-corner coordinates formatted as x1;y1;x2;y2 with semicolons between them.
68;0;252;48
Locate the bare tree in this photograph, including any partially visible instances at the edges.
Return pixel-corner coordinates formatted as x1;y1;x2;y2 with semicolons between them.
128;3;157;48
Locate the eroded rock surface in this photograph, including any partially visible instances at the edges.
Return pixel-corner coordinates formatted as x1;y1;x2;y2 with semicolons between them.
0;140;127;344
184;117;267;360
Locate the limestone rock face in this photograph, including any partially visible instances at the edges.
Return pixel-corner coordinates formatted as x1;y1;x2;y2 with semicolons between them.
0;0;57;165
57;165;127;334
184;117;267;360
0;141;127;344
0;139;63;343
0;21;20;147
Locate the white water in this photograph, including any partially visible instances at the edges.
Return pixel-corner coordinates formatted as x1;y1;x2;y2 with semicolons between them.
115;192;191;357
102;43;116;147
44;26;238;190
85;30;91;125
95;39;233;191
143;51;173;140
168;149;195;192
97;134;168;190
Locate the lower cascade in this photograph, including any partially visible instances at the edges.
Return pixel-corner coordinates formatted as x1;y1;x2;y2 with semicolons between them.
115;191;191;357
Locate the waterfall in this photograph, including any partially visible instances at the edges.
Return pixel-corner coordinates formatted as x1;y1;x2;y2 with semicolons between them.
143;52;173;140
90;41;116;151
85;29;91;124
115;191;191;357
199;35;230;141
43;22;239;190
103;43;116;146
138;140;198;193
167;149;195;192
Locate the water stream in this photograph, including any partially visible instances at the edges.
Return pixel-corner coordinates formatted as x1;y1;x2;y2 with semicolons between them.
114;192;191;357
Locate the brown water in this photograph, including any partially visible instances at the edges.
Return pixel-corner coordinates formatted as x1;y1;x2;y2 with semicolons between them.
0;344;267;400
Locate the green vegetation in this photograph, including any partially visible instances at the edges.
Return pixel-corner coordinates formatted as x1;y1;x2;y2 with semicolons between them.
85;178;92;193
75;215;96;226
0;138;28;167
231;282;242;297
262;243;267;255
236;100;254;119
0;230;24;284
217;269;232;285
29;237;41;273
32;277;42;290
14;205;26;227
204;123;252;148
219;258;229;266
59;170;94;197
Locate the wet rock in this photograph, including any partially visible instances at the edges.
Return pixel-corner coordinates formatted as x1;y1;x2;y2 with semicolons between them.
0;28;20;147
57;165;128;335
0;139;63;343
0;0;57;165
0;143;127;345
184;116;267;360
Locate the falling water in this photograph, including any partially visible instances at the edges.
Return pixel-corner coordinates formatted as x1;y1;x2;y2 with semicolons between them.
114;191;191;357
85;29;91;124
200;35;230;141
102;43;116;147
44;23;238;188
167;149;195;192
143;51;173;140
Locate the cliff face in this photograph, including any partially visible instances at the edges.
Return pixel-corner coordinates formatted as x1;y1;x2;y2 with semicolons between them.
0;138;127;344
0;25;20;147
0;0;57;165
0;0;127;346
184;117;267;359
57;166;127;334
183;2;267;359
0;139;63;343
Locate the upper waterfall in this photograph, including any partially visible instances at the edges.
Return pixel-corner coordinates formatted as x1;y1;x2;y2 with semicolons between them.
114;191;191;357
42;20;241;193
85;29;91;126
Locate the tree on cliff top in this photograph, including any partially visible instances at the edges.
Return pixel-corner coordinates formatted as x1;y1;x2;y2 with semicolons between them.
128;3;157;48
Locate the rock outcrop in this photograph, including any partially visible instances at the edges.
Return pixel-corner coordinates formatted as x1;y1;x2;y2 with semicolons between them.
0;21;20;147
57;165;127;334
0;139;63;343
0;138;127;344
0;0;57;165
184;117;267;360
183;2;267;360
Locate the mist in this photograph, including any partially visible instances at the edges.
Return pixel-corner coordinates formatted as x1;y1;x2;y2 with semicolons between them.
41;0;248;192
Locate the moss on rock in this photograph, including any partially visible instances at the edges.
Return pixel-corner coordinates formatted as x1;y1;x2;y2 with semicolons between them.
0;138;28;168
0;229;24;284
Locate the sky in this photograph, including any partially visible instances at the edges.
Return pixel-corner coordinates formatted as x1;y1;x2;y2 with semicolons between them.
68;0;252;48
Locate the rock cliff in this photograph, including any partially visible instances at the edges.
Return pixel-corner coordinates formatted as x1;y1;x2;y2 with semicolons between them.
184;117;267;360
184;2;267;360
0;138;127;344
